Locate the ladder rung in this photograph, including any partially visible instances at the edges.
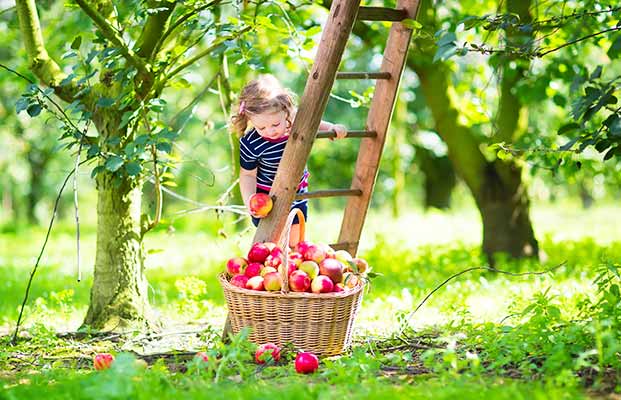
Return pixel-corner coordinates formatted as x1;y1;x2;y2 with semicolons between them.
316;130;377;139
329;241;359;251
295;189;362;200
336;72;391;80
357;6;408;22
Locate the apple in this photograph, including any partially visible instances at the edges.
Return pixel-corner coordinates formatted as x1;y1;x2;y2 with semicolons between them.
298;260;319;279
226;257;247;275
319;258;344;284
195;352;209;363
263;271;283;291
288;251;304;267
311;275;334;294
295;352;319;374
333;283;345;292
265;247;284;269
289;270;311;292
249;193;273;218
352;258;369;274
282;261;297;276
230;274;249;288
248;242;271;263
334;250;353;266
93;353;114;371
321;243;336;258
342;272;361;289
295;240;312;256
255;343;281;364
246;275;265;291
260;266;277;277
245;262;263;278
304;244;326;264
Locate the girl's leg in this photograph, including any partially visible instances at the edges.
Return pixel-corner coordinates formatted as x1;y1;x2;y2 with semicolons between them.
289;224;300;249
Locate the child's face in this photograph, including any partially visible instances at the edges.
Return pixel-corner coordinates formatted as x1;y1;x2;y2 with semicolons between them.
249;110;289;140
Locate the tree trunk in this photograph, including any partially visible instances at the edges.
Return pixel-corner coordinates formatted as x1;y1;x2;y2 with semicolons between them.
83;171;152;330
415;145;456;210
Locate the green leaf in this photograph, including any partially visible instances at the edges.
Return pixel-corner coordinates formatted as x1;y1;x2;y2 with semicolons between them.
401;19;422;30
557;122;580;135
559;136;579;151
71;36;82;50
433;44;457;63
26;103;42;117
97;97;115;108
607;35;621;59
589;65;603;80
603;146;617;161
15;97;29;113
87;143;99;158
125;162;142;176
156;142;172;153
436;31;457;47
105;155;124;172
91;165;104;179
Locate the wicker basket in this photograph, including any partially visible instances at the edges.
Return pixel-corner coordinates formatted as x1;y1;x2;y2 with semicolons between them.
219;208;364;356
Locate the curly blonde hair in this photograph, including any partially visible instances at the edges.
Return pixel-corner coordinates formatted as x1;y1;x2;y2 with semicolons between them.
231;74;296;135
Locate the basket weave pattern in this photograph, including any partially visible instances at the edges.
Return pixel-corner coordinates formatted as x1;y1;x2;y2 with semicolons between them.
219;209;365;356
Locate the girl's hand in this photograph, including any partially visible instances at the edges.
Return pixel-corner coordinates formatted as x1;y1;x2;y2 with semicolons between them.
331;124;347;140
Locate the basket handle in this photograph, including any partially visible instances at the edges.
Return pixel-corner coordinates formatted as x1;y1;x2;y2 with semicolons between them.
277;208;306;294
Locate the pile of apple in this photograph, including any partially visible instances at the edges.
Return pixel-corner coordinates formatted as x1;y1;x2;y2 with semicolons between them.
225;240;369;294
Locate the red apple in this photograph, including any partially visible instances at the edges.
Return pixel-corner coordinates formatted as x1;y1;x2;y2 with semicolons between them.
352;257;369;274
255;343;281;364
288;251;304;267
230;274;249;288
245;262;263;278
283;261;297;276
319;258;344;284
289;270;311;292
311;275;334;294
93;353;114;371
246;275;265;291
249;193;273;218
265;247;284;269
195;351;209;363
343;272;361;289
321;243;336;258
295;241;312;256
226;257;248;275
304;244;326;263
263;271;283;291
295;352;319;374
333;283;345;292
298;260;319;279
248;242;270;263
264;242;277;252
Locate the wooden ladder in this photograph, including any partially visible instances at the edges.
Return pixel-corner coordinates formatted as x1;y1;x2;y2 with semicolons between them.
253;0;420;256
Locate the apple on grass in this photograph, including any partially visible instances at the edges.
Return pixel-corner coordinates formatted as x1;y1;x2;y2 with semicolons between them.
226;257;248;275
93;353;114;371
295;352;319;374
255;343;281;364
311;275;334;294
246;275;265;291
319;258;344;284
249;193;273;218
195;352;209;363
298;260;319;279
289;270;311;292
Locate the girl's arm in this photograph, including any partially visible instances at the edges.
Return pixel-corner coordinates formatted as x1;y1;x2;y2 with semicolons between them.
239;167;258;210
319;120;347;139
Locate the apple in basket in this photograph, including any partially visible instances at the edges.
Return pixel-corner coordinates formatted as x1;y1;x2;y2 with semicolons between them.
343;272;361;289
288;251;304;267
230;274;249;288
260;266;277;277
295;352;319;374
351;257;369;274
333;283;345;293
289;270;311;292
298;260;319;279
248;242;271;263
311;275;334;294
226;257;247;275
265;247;284;268
246;275;265;291
319;258;344;284
249;192;273;218
263;271;283;291
334;250;353;266
295;240;312;256
245;262;263;278
304;244;326;264
255;343;281;364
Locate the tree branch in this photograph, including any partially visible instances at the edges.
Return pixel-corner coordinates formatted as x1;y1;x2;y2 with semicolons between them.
73;0;150;76
135;0;177;60
536;26;621;57
15;0;81;103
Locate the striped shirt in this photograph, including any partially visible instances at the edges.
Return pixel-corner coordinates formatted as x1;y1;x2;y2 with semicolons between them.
239;128;309;206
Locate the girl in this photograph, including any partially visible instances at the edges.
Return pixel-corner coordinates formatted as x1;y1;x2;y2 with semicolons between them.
231;74;347;247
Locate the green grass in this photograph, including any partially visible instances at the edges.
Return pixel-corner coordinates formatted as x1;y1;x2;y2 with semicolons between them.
1;202;620;398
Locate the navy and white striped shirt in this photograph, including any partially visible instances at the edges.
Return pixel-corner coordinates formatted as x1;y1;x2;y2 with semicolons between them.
239;128;309;206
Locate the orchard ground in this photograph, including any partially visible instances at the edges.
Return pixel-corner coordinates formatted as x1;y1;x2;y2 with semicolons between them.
1;200;620;399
